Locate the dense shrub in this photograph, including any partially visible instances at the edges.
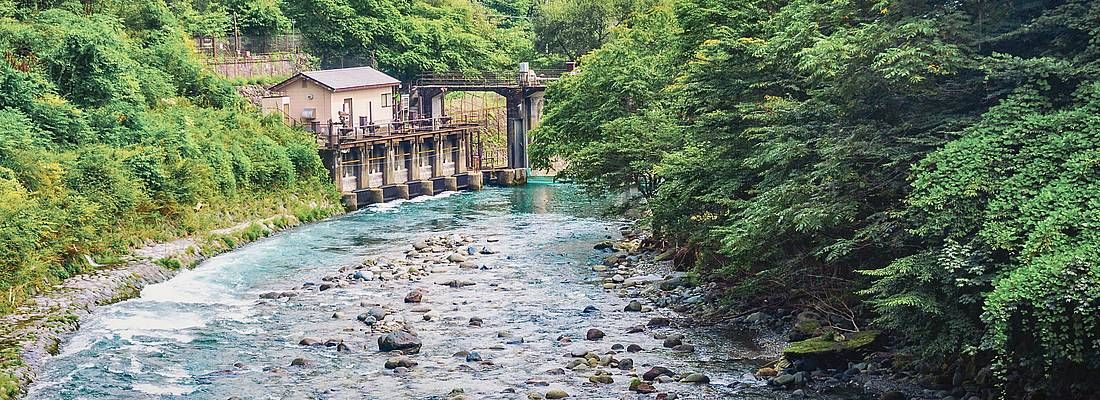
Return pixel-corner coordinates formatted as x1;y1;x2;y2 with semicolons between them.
534;0;1100;396
0;1;339;314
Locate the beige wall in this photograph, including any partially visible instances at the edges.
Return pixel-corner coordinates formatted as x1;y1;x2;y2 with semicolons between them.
281;79;331;124
279;78;397;126
330;86;396;126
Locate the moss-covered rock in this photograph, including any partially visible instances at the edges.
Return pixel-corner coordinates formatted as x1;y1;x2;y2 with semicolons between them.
783;330;880;357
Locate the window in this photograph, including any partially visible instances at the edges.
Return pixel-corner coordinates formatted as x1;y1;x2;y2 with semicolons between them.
381;93;391;108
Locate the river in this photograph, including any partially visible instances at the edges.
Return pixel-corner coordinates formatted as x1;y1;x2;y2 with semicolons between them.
25;179;791;400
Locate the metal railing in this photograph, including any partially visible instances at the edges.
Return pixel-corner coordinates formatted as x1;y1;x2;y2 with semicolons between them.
306;109;497;149
415;70;567;89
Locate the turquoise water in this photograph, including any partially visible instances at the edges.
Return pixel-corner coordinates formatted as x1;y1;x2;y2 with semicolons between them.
25;180;780;399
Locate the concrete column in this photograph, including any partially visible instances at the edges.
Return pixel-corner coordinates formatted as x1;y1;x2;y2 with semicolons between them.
357;146;368;189
341;193;357;211
411;180;433;197
332;151;345;192
409;140;422;181
443;176;458;192
382;142;395;185
468;171;483;190
455;132;468;174
365;188;384;204
432;137;443;178
505;90;528;169
394;184;410;200
514;168;528;185
496;169;516;186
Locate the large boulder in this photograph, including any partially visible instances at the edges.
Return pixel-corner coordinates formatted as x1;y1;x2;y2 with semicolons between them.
783;330;880;367
378;331;423;354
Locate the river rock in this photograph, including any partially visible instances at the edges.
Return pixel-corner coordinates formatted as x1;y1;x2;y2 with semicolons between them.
627;344;643;352
298;338;322;346
623;274;662;286
626;325;645;333
458;261;479;269
413;240;429;251
659;277;683;291
290;357;309;367
629;379;656;393
624;300;643;312
681;373;710;383
582;305;599;314
643;366;674;381
545;389;569;399
404;289;424;303
663;334;683;348
586;328;605;341
448;253;468;263
772;374;795;386
618;358;634;370
672;344;695;353
353;270;374;281
368;307;387;321
744;311;768;324
479;247;497;254
439;279;476;288
378;331;422;354
589;374;613;384
469;316;483;327
647;317;671;328
466;351;482;362
336;342;350;353
384;356;417;369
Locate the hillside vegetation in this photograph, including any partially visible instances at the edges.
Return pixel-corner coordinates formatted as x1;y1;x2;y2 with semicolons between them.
531;0;1100;397
0;1;340;314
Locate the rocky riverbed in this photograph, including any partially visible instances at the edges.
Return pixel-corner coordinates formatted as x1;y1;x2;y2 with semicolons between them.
257;231;796;400
23;183;829;400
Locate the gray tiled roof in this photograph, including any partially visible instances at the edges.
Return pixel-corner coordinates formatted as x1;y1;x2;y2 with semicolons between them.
273;66;400;92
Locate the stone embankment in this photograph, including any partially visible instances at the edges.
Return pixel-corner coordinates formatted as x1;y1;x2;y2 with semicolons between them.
0;213;332;399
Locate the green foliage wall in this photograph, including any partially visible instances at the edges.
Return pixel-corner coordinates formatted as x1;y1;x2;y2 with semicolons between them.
532;0;1100;396
0;1;338;313
283;0;528;79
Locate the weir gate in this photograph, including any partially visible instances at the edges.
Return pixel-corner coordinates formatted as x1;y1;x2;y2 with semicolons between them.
309;67;563;209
